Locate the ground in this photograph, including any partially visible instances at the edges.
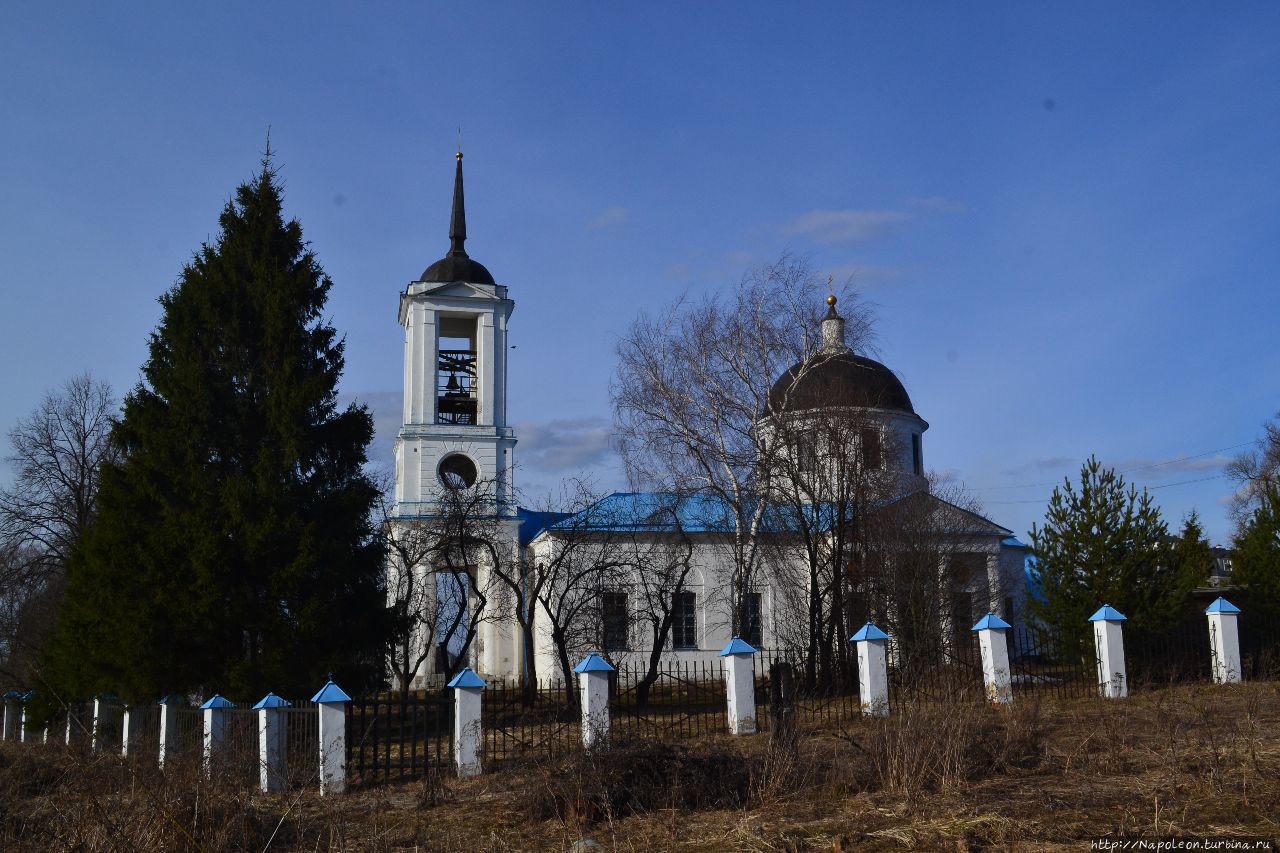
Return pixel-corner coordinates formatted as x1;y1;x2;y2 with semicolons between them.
1;683;1277;851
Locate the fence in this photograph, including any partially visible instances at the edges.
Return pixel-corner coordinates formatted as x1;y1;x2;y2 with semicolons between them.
5;598;1278;794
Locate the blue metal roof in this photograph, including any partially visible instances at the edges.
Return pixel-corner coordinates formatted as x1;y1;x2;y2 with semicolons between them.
1204;597;1242;614
1002;536;1028;549
1088;604;1127;622
719;636;758;656
572;652;616;673
850;622;889;642
199;694;235;710
251;692;291;710
972;612;1012;631
311;680;353;703
518;508;573;546
447;667;487;688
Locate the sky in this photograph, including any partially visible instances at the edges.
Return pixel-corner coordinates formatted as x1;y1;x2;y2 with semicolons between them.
2;2;1278;546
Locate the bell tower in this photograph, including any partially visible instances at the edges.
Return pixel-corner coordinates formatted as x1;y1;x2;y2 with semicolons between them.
395;152;517;514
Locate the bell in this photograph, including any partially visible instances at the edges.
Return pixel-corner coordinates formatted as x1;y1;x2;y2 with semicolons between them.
446;372;460;392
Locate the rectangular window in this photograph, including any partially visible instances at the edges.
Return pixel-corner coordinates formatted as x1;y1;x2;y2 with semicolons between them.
672;591;697;649
860;427;882;470
743;592;764;647
602;592;629;651
912;433;923;476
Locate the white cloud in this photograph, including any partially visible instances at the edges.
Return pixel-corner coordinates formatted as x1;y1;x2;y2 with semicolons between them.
587;206;630;230
783;209;910;244
515;416;616;473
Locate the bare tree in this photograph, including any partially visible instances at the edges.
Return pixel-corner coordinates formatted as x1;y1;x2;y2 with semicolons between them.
0;374;117;684
1226;412;1280;529
382;475;507;695
612;254;875;637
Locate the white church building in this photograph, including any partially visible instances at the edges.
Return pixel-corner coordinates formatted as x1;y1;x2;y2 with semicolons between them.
389;155;1029;686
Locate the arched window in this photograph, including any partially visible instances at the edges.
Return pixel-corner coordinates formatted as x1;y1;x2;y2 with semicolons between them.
672;591;697;650
438;454;478;489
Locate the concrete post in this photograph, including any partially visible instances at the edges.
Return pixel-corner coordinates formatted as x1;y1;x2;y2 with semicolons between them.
447;667;486;778
252;693;290;793
972;613;1014;705
92;695;120;753
65;704;77;746
1205;597;1243;684
851;623;890;717
18;692;32;743
1089;604;1128;699
573;653;615;750
121;704;144;756
200;694;235;771
158;694;182;769
2;691;19;740
719;637;758;735
311;679;351;795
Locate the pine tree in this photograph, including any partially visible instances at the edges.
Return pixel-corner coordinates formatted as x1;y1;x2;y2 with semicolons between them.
45;152;388;702
1028;456;1178;662
1232;488;1280;617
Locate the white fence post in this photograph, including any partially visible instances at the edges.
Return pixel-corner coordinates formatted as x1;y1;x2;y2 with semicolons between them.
312;678;351;795
719;637;758;735
2;691;19;740
447;667;485;778
253;692;290;793
121;703;144;756
573;653;614;750
851;623;890;717
1090;604;1128;699
972;612;1014;705
1205;597;1243;684
65;704;77;746
18;692;32;743
200;694;235;771
158;694;181;769
93;694;120;753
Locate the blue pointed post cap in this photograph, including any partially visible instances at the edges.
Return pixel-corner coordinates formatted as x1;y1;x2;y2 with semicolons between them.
158;692;185;705
199;694;235;710
1204;597;1241;615
719;636;758;656
572;652;616;673
2;690;19;700
252;692;291;710
446;667;487;688
1088;604;1127;622
972;612;1012;632
310;679;353;703
850;622;889;642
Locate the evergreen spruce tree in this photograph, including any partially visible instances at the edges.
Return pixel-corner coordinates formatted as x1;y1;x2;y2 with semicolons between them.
46;151;388;702
1232;488;1280;617
1028;456;1179;662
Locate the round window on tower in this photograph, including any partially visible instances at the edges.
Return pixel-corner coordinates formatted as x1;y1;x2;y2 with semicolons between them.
438;454;479;489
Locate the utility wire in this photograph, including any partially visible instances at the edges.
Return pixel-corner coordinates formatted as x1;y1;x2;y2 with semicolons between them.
971;441;1253;492
985;473;1233;505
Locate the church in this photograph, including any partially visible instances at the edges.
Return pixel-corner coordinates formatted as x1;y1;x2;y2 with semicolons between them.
389;155;1030;687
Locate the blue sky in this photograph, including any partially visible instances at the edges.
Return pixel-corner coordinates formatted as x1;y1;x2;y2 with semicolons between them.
2;3;1277;545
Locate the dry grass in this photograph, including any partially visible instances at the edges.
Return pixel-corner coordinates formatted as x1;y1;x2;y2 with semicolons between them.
2;682;1279;850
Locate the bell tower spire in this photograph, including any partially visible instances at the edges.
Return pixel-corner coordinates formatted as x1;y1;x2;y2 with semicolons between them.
448;151;468;258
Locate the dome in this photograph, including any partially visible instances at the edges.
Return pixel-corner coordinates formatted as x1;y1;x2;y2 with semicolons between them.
421;253;495;285
766;351;915;415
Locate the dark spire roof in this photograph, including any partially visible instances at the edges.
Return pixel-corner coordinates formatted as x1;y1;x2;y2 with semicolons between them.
421;152;496;285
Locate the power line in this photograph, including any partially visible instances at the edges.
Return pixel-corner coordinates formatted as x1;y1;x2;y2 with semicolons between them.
971;441;1253;492
985;473;1233;505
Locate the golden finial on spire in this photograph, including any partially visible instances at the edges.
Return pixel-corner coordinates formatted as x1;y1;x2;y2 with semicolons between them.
456;126;463;160
826;275;837;306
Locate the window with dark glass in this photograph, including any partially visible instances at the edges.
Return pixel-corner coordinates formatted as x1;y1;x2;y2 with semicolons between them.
860;427;882;470
672;591;697;649
743;592;764;647
912;433;923;476
602;592;629;651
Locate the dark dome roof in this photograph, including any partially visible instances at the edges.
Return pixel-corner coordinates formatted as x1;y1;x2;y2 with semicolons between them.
420;253;495;285
767;351;915;415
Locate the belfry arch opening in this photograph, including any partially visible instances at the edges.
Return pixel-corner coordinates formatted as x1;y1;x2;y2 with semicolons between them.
437;316;478;425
